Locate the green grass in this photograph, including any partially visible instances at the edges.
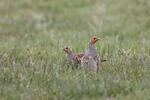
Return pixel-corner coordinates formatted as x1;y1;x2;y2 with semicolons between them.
0;0;150;100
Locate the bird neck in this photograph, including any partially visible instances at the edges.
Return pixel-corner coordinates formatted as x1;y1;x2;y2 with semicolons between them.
67;51;73;56
67;52;74;60
88;42;98;55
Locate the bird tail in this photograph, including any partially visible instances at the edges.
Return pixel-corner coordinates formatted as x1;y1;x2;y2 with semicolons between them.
101;59;107;62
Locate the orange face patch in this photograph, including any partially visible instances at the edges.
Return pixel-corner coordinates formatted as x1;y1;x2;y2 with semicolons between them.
91;36;99;44
62;46;70;54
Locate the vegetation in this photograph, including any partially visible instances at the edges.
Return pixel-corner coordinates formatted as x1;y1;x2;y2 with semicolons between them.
0;0;150;99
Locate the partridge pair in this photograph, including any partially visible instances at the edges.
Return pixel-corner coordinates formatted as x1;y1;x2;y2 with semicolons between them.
62;36;106;72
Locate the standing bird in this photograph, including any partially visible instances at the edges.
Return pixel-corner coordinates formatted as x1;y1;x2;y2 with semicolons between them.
62;46;84;68
81;36;106;72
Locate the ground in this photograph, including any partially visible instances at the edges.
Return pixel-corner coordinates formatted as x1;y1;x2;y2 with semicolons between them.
0;0;150;100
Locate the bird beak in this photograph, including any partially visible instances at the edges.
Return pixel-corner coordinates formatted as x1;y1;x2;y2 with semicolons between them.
61;48;65;50
97;38;101;40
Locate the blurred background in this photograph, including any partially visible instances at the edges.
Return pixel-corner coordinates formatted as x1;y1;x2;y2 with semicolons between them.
0;0;150;49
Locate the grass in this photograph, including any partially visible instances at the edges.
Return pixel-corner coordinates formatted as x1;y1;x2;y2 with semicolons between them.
0;0;150;99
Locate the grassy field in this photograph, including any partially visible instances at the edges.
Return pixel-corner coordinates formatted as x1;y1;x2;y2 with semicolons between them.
0;0;150;100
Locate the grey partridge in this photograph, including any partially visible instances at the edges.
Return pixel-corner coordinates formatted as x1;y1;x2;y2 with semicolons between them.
62;46;84;68
81;36;106;72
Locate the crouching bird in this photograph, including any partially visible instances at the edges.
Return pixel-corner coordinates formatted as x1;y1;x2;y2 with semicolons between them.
81;36;107;72
62;46;84;68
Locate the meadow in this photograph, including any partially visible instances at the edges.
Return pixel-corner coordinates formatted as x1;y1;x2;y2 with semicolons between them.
0;0;150;100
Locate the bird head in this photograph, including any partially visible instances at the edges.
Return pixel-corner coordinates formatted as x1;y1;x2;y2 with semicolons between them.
90;36;101;45
62;46;72;54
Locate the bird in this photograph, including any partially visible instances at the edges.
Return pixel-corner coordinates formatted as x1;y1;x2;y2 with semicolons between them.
62;46;84;68
81;36;106;72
